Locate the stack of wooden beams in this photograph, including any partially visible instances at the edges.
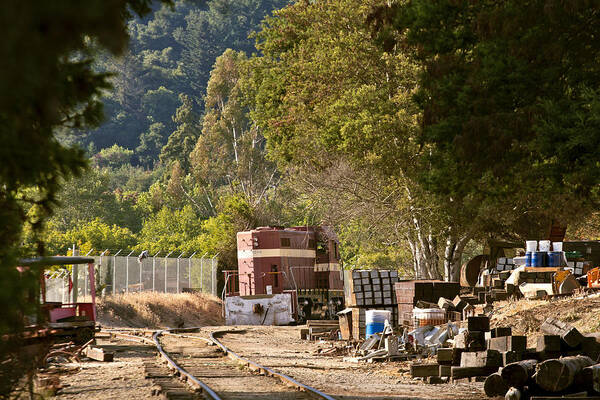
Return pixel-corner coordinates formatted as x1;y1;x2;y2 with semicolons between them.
408;316;600;399
394;280;460;324
301;320;339;340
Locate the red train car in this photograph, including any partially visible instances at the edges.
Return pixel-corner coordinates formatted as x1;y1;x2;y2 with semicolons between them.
236;226;344;320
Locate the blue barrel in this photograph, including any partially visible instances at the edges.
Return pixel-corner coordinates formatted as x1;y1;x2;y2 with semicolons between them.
365;310;391;339
548;252;562;267
532;251;547;267
525;252;533;267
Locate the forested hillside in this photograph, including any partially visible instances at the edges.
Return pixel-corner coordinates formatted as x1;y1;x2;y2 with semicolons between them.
40;0;292;270
32;0;600;279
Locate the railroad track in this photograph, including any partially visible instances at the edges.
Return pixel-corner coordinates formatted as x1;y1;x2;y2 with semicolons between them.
106;327;337;400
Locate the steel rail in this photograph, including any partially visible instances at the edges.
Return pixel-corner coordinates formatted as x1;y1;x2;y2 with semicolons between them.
108;327;337;400
108;329;221;400
209;329;337;400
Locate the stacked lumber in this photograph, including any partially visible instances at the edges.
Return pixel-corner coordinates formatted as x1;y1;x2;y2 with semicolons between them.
395;280;460;323
305;320;339;341
410;314;600;396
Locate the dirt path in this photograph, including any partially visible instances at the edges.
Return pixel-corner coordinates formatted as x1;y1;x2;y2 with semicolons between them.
55;337;159;400
200;325;486;400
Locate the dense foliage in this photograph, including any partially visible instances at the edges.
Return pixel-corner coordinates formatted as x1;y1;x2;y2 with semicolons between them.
6;5;600;394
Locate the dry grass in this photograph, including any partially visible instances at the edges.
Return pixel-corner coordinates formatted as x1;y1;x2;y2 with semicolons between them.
491;293;600;346
97;291;223;328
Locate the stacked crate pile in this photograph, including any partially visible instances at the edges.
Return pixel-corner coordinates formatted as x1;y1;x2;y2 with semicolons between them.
394;280;460;326
345;270;400;340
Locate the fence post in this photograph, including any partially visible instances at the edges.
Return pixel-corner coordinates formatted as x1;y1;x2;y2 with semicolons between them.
188;252;196;290
126;250;134;293
211;253;219;297
152;251;160;292
72;244;78;304
113;250;122;295
200;252;207;292
176;252;184;294
100;249;108;297
165;251;174;293
84;249;94;299
138;251;143;292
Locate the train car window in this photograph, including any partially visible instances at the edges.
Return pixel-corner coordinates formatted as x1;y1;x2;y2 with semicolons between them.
280;237;291;247
316;241;327;254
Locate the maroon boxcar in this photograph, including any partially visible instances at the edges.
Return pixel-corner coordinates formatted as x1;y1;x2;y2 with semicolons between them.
235;226;344;320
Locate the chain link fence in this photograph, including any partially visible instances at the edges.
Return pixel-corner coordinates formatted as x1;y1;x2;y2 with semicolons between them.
45;250;218;302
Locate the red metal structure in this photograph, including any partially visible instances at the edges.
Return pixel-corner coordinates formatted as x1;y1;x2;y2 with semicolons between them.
20;256;98;343
229;226;344;320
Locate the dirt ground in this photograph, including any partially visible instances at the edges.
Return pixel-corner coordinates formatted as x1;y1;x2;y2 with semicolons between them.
491;293;600;346
42;293;600;400
202;325;486;400
47;335;160;399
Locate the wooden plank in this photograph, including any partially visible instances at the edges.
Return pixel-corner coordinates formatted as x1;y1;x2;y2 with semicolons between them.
460;350;502;368
410;363;440;378
491;327;512;338
541;317;585;348
488;336;527;353
451;366;498;379
467;316;490;332
537;335;561;352
84;346;114;362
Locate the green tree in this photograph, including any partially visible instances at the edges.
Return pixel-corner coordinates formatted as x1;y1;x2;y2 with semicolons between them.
160;93;202;171
48;218;137;255
92;144;134;169
251;0;461;279
379;0;600;236
0;0;168;393
190;49;278;209
137;122;168;168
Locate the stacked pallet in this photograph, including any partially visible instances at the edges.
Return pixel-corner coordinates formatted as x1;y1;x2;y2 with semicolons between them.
347;270;399;306
343;270;401;340
350;306;398;340
495;257;516;271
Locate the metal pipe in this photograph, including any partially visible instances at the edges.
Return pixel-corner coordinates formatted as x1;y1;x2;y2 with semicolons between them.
211;253;219;296
138;251;146;292
200;252;208;291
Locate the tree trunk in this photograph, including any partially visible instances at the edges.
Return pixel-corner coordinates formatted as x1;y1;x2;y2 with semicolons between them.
444;235;470;282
